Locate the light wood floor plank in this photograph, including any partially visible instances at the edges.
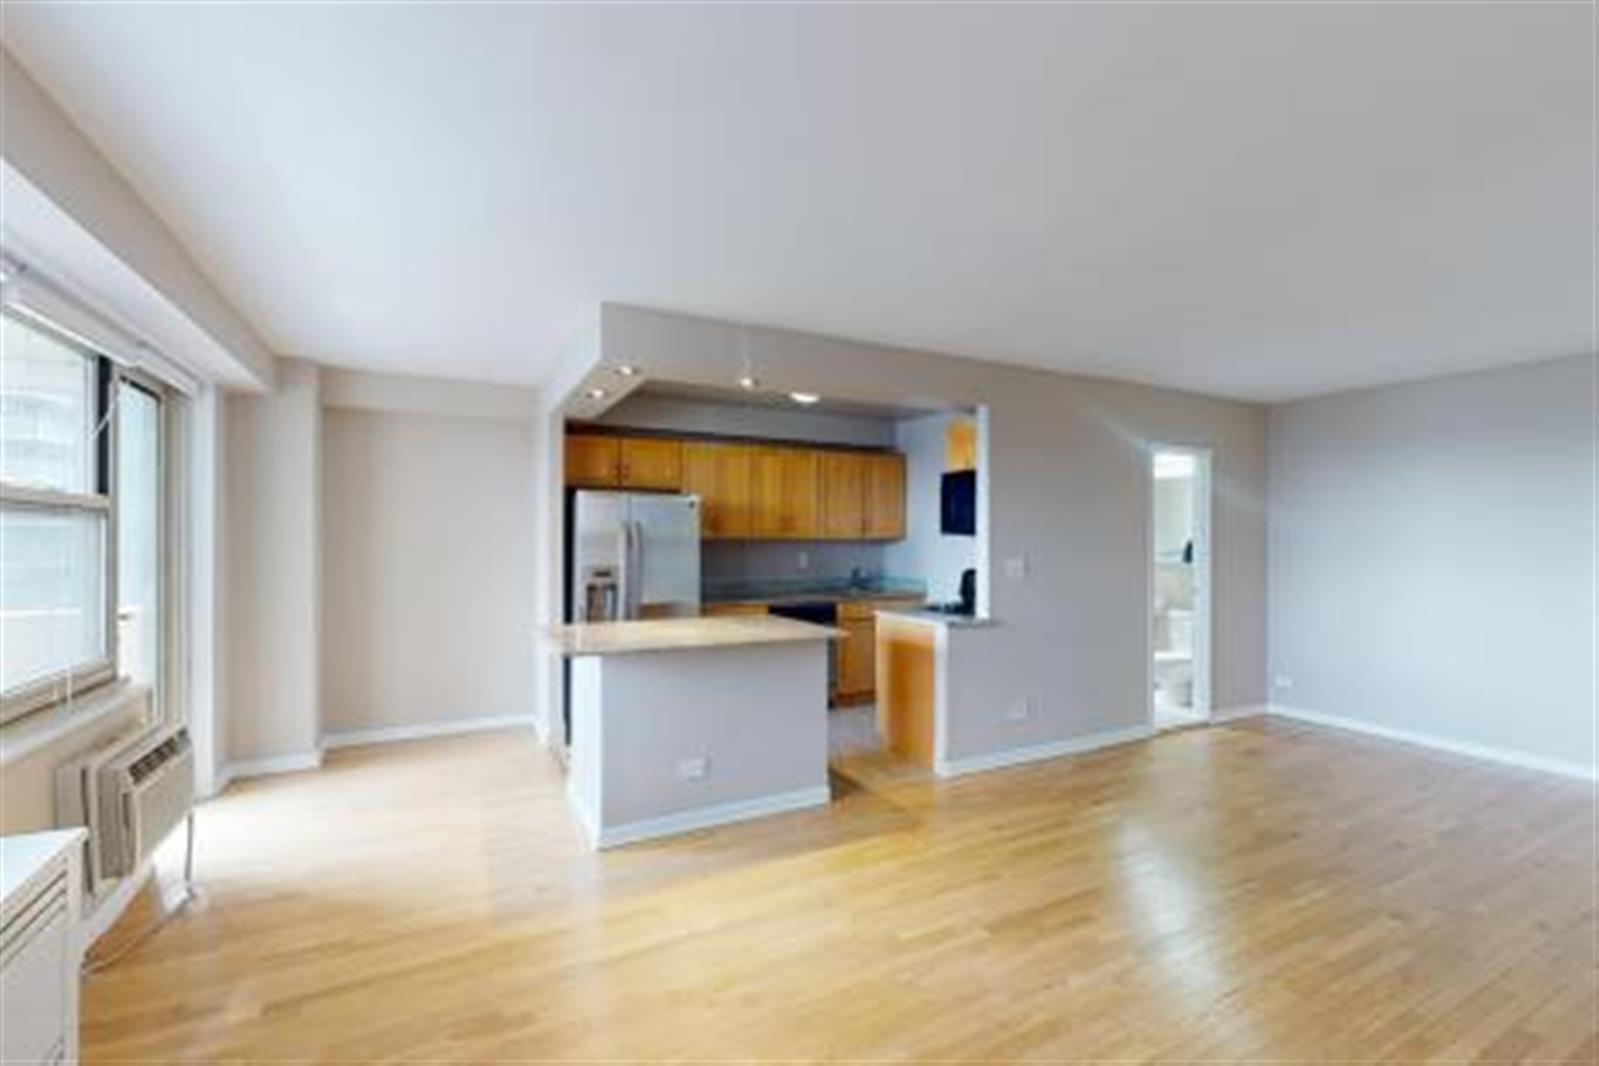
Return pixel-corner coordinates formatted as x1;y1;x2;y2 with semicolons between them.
81;718;1596;1062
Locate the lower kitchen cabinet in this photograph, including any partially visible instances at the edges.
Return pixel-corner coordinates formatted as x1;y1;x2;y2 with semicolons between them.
833;599;922;705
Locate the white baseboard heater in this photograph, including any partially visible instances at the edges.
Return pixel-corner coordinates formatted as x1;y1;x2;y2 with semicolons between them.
57;725;195;894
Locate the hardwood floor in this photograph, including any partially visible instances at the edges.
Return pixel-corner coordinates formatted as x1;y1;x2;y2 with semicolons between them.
83;718;1596;1062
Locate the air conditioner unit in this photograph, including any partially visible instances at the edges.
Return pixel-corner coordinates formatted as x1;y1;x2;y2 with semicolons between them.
57;725;195;893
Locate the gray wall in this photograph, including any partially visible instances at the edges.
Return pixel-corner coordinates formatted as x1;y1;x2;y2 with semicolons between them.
593;391;894;447
703;541;890;589
1268;353;1596;772
321;406;536;736
560;306;1270;758
885;411;979;603
222;359;322;763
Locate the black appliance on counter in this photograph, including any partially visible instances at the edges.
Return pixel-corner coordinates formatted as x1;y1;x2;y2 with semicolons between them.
941;469;976;535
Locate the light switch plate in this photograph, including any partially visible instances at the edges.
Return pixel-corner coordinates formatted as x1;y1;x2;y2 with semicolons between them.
1004;698;1031;722
677;756;709;780
796;550;811;572
1003;555;1027;580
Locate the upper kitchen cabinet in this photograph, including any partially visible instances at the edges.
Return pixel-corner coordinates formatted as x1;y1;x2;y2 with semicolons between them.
619;437;683;490
750;446;820;539
683;441;754;539
565;434;621;488
564;430;901;541
564;434;683;490
946;419;978;471
864;452;907;540
819;451;869;539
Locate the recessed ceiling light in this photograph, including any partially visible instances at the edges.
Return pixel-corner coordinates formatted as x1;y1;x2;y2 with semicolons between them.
586;387;608;400
614;365;639;377
789;391;821;406
738;375;760;391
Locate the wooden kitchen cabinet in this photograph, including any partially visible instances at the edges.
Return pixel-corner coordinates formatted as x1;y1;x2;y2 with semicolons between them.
702;601;769;618
565;434;621;487
819;451;869;539
834;618;876;703
864;452;907;540
750;446;820;539
682;441;755;539
619;437;683;490
565;431;902;542
946;418;978;471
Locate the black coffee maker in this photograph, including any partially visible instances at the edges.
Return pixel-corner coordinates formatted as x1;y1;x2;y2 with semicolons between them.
957;568;977;615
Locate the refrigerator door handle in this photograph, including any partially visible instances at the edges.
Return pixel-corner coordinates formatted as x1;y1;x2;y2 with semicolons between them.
614;522;632;621
624;520;644;619
632;520;646;617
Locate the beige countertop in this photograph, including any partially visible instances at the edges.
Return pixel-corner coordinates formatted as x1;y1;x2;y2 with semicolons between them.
546;615;845;657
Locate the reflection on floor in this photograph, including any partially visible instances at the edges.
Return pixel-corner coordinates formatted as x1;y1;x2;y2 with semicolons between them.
1153;694;1207;732
828;704;880;754
81;721;1596;1061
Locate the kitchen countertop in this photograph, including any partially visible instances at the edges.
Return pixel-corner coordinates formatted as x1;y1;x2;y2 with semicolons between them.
874;607;999;629
546;616;845;657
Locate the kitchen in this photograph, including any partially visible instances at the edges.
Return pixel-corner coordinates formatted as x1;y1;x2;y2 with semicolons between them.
546;382;986;846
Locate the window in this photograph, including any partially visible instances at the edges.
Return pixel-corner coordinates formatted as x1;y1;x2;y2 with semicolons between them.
0;310;167;724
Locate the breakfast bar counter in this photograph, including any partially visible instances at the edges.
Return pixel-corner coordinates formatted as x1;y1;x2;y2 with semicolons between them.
545;617;840;848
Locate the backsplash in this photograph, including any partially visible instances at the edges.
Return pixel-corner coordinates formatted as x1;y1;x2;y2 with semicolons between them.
702;541;915;600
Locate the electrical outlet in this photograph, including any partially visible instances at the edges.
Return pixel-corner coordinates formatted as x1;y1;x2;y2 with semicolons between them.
677;756;709;780
1273;674;1294;691
1003;555;1027;580
796;550;811;572
1004;698;1031;722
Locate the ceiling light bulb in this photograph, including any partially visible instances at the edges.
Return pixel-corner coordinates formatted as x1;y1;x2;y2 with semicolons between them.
738;375;760;391
789;391;821;405
586;387;608;400
614;365;639;377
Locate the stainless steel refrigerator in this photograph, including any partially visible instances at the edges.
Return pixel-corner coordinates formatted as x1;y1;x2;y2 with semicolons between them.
570;491;701;621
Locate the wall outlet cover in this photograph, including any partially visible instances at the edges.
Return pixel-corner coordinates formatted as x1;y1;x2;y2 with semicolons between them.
677;756;710;780
1273;674;1294;690
1003;555;1027;580
1004;698;1031;722
796;550;811;571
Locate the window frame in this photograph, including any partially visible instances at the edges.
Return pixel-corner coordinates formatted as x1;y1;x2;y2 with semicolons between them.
0;308;171;725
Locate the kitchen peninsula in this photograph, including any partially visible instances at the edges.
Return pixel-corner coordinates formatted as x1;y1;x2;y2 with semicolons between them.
545;616;841;848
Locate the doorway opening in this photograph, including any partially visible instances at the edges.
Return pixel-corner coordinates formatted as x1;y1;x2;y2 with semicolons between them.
1149;445;1212;731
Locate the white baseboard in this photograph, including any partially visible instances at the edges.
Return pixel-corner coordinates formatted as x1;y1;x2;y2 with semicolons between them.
1270;704;1597;782
936;723;1155;778
78;859;154;953
321;714;537;752
216;749;323;791
586;786;832;850
1209;703;1270;724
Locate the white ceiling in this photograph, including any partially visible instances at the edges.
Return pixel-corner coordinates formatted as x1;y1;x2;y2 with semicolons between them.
1;3;1590;401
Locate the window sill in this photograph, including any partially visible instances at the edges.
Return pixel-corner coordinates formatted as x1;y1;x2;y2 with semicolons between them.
0;680;152;767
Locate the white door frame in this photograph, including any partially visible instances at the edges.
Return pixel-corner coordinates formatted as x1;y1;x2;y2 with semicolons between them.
1146;443;1213;727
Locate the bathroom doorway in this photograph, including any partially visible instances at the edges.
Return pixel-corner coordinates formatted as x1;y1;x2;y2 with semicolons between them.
1148;445;1212;731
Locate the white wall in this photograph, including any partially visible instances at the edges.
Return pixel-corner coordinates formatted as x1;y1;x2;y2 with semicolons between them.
0;46;274;388
1268;353;1596;775
885;411;978;603
549;306;1269;763
222;359;322;763
320;405;536;736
